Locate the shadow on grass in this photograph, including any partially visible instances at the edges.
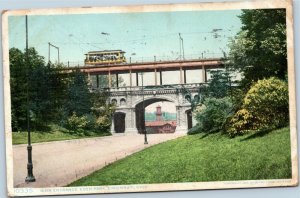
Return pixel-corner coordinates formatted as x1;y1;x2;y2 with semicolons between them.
188;128;222;140
32;125;52;133
198;131;222;139
240;128;273;142
199;132;211;139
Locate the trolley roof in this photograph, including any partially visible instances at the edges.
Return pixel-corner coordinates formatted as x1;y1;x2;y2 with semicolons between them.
85;50;125;55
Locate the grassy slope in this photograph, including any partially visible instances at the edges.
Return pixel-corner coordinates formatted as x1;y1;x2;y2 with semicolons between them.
69;127;291;186
12;125;111;145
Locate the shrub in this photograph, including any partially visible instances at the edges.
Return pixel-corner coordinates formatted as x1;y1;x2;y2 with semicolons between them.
66;112;89;134
84;113;96;130
244;77;289;127
94;115;111;133
228;77;289;136
226;108;259;136
193;97;233;134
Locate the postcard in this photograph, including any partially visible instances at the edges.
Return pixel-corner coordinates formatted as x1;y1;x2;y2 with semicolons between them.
2;0;298;196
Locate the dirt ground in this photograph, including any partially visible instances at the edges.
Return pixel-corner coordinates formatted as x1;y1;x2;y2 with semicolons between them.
13;133;185;188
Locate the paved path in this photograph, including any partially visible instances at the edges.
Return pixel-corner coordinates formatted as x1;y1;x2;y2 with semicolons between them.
13;133;185;188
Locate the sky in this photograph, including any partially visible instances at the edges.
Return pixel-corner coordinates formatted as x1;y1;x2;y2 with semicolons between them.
8;10;242;113
8;10;242;65
146;101;176;113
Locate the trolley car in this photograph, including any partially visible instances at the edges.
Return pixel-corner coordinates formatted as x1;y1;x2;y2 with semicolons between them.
84;50;126;66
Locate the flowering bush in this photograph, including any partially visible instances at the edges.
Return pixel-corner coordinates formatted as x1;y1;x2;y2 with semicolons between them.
66;112;89;134
227;108;259;136
95;115;111;132
228;77;289;136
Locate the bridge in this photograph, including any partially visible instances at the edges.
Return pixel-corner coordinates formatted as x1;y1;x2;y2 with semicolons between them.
62;58;225;134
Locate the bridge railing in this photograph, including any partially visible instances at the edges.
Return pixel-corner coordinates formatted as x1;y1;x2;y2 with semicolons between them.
125;53;224;64
89;81;240;95
61;53;224;67
90;83;208;93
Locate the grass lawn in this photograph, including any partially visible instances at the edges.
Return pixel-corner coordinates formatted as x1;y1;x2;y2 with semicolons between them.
69;127;291;186
12;125;111;145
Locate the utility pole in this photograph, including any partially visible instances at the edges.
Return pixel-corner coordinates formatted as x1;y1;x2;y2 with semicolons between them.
48;42;60;64
48;42;50;64
179;33;182;60
25;15;35;183
179;33;185;60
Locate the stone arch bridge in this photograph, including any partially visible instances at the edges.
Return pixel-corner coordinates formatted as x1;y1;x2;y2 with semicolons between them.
62;58;225;134
105;84;204;134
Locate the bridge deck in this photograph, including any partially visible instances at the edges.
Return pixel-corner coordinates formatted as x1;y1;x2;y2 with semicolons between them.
61;58;225;88
62;58;224;74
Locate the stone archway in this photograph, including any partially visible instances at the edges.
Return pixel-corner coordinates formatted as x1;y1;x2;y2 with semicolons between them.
135;98;174;134
109;89;193;134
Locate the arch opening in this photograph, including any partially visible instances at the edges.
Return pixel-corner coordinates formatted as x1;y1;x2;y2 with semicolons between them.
113;112;126;133
186;109;193;130
120;98;126;106
135;98;177;134
111;99;117;105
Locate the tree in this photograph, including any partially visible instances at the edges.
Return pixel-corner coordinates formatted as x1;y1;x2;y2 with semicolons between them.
10;48;28;131
183;68;233;112
206;70;232;99
10;47;69;130
228;9;287;88
46;62;69;124
66;69;92;116
30;62;69;127
29;62;52;128
10;47;46;131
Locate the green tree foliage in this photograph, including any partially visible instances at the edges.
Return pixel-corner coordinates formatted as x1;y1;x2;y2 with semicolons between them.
191;97;233;134
90;91;115;132
183;69;233;112
46;62;69;124
10;48;28;131
10;47;113;134
64;70;114;133
10;47;51;130
29;63;67;128
228;9;287;88
64;86;113;134
29;63;53;128
206;70;232;98
66;70;92;116
228;77;289;136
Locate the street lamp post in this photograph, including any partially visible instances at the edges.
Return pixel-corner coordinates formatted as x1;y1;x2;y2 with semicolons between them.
140;72;148;144
25;15;35;183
